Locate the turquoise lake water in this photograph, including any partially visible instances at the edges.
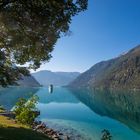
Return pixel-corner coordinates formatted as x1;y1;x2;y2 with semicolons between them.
0;86;140;140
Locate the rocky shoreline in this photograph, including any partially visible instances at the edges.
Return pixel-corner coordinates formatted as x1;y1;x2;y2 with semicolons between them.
33;121;70;140
0;111;70;140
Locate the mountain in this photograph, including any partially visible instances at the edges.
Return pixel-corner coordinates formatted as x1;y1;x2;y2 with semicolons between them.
70;45;140;90
32;70;80;86
17;75;40;87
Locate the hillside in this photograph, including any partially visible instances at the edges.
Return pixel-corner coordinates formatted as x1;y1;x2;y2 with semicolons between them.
32;70;80;86
17;75;40;87
69;45;140;89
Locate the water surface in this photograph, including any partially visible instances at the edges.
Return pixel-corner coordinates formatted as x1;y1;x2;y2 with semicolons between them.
0;86;140;140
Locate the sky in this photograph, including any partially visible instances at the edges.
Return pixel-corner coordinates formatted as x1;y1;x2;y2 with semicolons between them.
33;0;140;73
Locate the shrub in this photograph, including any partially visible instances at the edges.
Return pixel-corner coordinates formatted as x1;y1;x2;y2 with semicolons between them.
14;95;39;126
101;129;112;140
0;105;5;112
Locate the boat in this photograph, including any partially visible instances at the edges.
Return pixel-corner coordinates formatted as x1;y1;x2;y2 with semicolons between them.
48;84;53;93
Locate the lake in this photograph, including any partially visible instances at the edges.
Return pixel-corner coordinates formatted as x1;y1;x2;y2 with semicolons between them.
0;87;140;140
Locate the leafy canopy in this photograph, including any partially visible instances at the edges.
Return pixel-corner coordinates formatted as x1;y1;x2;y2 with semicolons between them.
0;0;88;86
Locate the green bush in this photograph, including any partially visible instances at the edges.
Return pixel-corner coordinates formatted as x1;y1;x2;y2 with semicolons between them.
0;105;5;112
14;95;39;126
101;129;112;140
0;105;5;110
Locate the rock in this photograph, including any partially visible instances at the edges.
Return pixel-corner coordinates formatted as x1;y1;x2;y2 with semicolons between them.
35;125;41;130
58;133;63;135
36;129;43;133
48;130;55;135
32;120;69;140
46;128;53;132
52;134;59;139
63;135;69;140
54;138;59;140
34;122;46;130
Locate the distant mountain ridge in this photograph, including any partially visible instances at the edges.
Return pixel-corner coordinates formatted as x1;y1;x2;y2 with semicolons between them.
70;45;140;90
32;70;80;86
17;75;40;87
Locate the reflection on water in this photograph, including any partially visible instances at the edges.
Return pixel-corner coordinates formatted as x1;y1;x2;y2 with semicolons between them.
0;86;39;110
36;87;140;140
36;87;78;104
0;86;140;140
69;88;140;134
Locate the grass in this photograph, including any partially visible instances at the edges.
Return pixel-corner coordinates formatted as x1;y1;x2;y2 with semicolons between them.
0;115;51;140
0;109;5;113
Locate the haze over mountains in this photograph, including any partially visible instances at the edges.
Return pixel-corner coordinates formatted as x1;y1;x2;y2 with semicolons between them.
70;45;140;90
17;75;40;87
32;70;80;86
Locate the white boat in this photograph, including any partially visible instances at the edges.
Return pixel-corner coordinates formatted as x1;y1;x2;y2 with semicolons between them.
48;84;53;93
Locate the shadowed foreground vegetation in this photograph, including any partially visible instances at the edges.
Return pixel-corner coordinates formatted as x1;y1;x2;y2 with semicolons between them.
0;116;51;140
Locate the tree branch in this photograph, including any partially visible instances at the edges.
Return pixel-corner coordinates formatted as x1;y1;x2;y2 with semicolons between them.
0;0;17;9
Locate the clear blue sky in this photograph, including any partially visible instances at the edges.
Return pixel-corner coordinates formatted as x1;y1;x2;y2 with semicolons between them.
34;0;140;73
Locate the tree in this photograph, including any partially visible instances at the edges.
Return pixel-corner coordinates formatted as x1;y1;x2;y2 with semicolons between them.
0;50;30;86
0;0;88;86
14;95;39;126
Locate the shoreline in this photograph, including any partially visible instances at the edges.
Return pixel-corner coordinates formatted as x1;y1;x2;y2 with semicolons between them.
0;111;70;140
39;119;86;140
33;120;70;140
